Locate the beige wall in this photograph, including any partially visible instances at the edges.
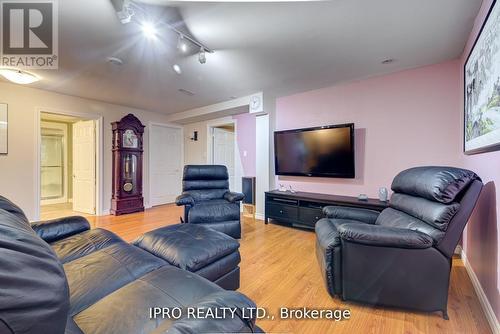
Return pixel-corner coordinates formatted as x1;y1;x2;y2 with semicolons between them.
0;82;172;220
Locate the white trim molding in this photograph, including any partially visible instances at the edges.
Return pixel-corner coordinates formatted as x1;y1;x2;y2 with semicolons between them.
166;93;262;124
461;250;500;334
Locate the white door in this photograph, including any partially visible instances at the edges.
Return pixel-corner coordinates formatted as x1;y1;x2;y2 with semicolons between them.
72;120;96;214
150;125;183;206
212;128;235;190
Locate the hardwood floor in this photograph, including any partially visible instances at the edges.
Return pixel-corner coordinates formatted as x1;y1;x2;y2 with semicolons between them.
41;202;95;220
44;204;492;334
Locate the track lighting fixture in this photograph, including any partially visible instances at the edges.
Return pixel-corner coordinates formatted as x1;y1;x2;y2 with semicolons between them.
198;47;206;64
113;1;213;66
111;0;134;24
178;35;188;53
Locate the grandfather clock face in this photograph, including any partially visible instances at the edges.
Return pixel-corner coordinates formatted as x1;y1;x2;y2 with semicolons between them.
122;129;138;148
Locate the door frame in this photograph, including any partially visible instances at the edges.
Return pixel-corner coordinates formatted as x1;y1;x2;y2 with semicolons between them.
206;117;237;165
34;108;104;220
148;121;184;208
40;121;68;205
206;118;241;193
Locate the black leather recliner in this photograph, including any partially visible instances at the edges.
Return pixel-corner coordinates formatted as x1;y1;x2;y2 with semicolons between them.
315;166;482;319
176;165;244;239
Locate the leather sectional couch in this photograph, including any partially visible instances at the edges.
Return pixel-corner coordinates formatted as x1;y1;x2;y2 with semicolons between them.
0;196;262;334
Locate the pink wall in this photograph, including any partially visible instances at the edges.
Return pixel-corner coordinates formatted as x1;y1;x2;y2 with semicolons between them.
274;4;499;322
275;60;461;198
233;112;256;177
459;0;500;321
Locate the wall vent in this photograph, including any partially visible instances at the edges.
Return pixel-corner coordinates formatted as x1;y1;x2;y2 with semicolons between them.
178;89;195;96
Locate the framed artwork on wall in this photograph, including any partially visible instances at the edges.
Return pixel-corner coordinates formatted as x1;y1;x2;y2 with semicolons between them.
464;0;500;154
0;103;7;155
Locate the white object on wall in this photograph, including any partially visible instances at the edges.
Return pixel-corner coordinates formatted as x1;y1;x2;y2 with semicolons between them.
249;92;264;114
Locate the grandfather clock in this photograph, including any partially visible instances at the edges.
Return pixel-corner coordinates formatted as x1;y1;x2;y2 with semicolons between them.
111;114;145;215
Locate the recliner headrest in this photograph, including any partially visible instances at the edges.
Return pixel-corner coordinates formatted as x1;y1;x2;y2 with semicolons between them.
391;166;480;204
183;165;229;181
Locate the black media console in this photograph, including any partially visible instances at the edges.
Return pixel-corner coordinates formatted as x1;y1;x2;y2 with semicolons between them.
265;190;389;230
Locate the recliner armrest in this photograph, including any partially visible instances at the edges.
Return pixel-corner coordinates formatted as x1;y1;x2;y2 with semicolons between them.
175;193;195;206
31;216;90;243
338;223;433;249
224;191;245;203
323;206;379;224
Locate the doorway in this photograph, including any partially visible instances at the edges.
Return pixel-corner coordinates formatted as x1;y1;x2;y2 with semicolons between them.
207;121;240;192
149;123;183;206
38;112;99;220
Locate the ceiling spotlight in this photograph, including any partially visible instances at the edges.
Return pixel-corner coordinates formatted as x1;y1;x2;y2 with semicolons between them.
0;68;40;84
198;47;206;64
141;22;157;39
107;57;124;66
173;64;182;74
177;35;188;53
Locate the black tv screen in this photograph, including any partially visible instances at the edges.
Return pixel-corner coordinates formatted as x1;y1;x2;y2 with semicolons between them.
274;123;355;178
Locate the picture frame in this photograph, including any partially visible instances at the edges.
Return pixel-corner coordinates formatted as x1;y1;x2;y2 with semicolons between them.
0;103;7;155
464;0;500;154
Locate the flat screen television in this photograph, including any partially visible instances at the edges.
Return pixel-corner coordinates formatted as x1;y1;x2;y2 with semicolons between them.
274;123;355;178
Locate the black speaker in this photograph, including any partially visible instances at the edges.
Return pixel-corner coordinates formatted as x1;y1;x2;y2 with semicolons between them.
242;177;256;205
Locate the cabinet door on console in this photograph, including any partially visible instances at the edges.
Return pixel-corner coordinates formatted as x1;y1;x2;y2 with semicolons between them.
267;203;299;221
299;207;325;227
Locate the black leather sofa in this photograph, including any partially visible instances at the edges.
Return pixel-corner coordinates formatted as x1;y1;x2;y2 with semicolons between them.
315;166;482;319
0;195;262;334
176;165;244;239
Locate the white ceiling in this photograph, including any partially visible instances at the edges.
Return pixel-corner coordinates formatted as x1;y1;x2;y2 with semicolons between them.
3;0;482;115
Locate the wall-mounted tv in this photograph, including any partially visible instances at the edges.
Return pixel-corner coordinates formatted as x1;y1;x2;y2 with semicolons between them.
274;123;355;178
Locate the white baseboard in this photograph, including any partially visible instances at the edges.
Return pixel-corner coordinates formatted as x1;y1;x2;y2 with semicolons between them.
461;250;500;334
101;210;110;216
255;213;265;221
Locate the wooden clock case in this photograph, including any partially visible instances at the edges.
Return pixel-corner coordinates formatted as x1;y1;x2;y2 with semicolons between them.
111;114;145;215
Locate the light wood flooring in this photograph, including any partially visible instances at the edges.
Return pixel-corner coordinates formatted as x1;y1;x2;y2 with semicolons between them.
40;204;492;334
41;202;95;220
